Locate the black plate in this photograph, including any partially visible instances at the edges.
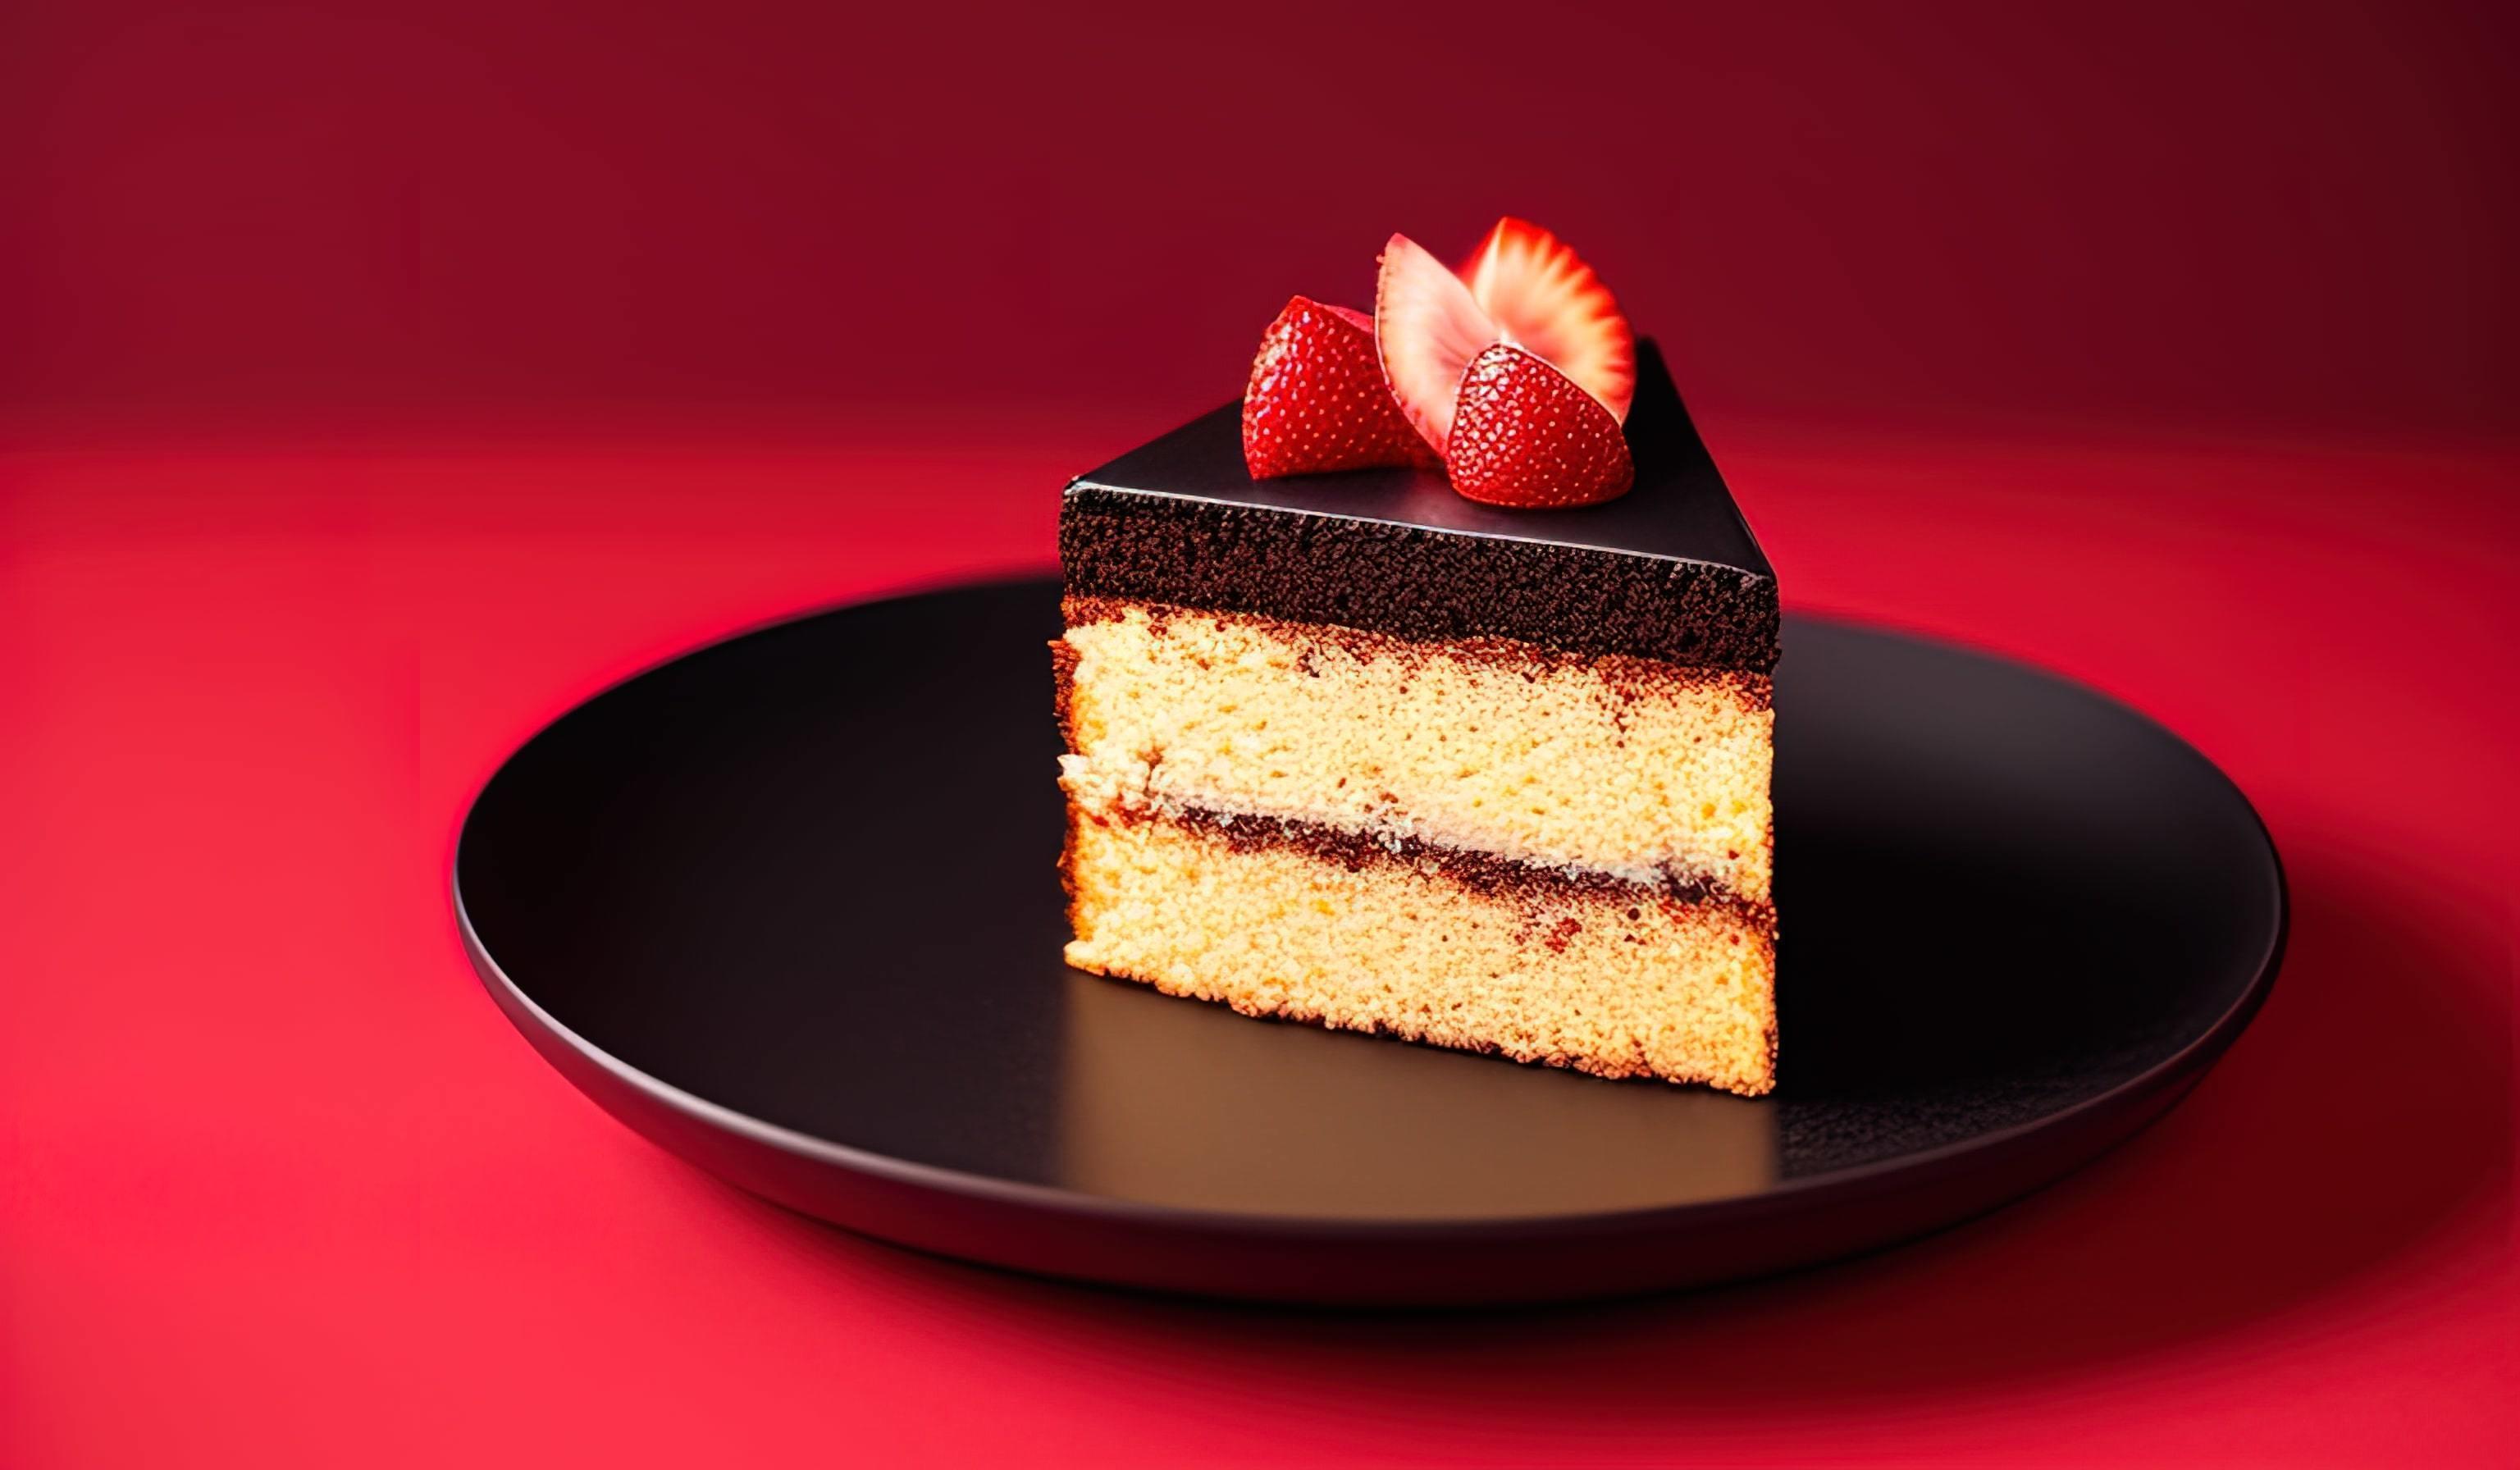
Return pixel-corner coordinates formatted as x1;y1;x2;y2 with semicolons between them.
454;578;2284;1305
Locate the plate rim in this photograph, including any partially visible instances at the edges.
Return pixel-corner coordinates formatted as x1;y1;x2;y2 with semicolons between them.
450;576;2289;1243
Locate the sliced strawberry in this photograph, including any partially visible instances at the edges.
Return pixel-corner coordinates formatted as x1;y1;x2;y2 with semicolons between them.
1463;217;1636;422
1242;296;1441;478
1445;343;1635;508
1373;233;1498;457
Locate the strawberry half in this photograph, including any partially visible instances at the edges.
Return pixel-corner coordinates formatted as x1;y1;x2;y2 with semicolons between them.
1445;343;1635;508
1242;296;1440;479
1464;217;1635;423
1376;220;1637;505
1374;234;1499;457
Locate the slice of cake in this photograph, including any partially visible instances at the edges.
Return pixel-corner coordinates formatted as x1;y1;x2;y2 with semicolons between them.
1054;221;1779;1095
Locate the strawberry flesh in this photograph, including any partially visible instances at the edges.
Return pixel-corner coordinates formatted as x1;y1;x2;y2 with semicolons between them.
1444;343;1636;509
1243;296;1440;479
1374;233;1499;457
1464;217;1636;423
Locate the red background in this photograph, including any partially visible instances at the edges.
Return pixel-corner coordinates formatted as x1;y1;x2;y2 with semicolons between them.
3;1;2513;1464
6;0;2515;438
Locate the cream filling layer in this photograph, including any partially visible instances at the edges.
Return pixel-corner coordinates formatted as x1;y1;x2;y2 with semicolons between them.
1060;601;1774;902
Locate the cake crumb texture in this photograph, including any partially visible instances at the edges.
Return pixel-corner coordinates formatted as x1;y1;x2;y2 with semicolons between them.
1060;599;1774;900
1064;807;1778;1096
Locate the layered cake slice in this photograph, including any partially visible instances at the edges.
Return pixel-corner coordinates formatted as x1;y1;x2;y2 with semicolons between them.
1054;221;1780;1095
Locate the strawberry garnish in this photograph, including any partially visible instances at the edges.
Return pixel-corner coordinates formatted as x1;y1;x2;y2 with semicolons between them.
1375;219;1638;507
1373;234;1499;458
1244;221;1636;506
1242;296;1440;479
1444;343;1635;508
1464;217;1635;423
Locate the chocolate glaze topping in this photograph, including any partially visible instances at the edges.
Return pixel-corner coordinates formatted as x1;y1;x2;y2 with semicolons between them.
1060;340;1777;670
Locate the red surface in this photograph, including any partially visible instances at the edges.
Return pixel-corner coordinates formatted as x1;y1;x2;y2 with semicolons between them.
4;425;2513;1466
5;0;2515;1463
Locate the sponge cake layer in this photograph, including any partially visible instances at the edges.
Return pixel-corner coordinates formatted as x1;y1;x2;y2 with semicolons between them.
1058;598;1774;902
1061;801;1778;1095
